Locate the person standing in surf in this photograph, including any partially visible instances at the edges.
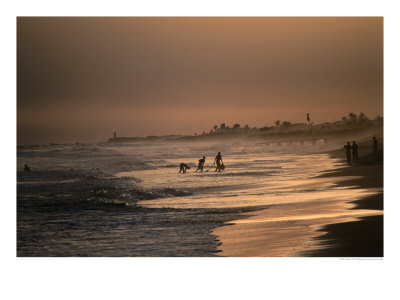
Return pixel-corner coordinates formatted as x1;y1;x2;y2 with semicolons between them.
373;136;378;156
344;142;352;164
214;152;224;172
196;156;206;172
352;141;359;163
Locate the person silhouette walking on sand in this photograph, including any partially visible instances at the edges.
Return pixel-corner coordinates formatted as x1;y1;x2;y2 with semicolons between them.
179;163;190;174
373;137;378;156
214;152;224;172
352;141;358;163
344;142;352;164
196;156;206;172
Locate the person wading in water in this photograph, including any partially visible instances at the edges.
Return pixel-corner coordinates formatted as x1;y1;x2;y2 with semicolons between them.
214;152;224;172
196;156;206;172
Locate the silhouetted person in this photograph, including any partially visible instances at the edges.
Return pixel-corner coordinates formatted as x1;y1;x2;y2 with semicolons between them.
373;137;378;156
179;163;190;174
196;156;206;172
24;164;31;172
352;141;358;163
344;142;352;164
214;152;224;172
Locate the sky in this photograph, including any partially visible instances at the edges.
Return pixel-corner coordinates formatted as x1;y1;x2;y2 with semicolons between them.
17;17;383;144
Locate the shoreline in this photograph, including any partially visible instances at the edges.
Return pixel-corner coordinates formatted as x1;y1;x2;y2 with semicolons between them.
212;137;383;257
299;141;383;257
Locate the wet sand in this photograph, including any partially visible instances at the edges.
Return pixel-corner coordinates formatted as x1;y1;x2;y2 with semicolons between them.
300;145;383;257
213;138;383;257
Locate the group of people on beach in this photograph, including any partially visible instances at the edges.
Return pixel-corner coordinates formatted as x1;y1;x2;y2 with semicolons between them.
23;137;381;174
344;141;358;164
179;152;224;174
344;137;379;164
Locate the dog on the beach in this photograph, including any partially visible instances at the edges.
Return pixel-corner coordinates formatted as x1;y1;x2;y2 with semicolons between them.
179;163;191;174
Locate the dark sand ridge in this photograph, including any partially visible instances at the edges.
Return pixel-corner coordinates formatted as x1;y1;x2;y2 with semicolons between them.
213;136;383;257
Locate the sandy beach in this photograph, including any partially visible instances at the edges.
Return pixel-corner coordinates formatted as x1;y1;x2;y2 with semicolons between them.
213;137;383;257
301;141;383;257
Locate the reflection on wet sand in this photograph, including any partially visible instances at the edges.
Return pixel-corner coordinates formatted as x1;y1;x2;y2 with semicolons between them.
212;190;382;257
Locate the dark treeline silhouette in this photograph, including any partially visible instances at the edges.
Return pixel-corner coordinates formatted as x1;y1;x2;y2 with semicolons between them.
186;112;382;141
205;112;380;135
107;113;383;143
177;112;378;139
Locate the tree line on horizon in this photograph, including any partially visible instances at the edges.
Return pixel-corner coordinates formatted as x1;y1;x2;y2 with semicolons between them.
193;112;383;136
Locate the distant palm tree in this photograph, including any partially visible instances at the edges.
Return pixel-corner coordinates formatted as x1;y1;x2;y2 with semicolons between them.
348;112;357;124
358;112;368;123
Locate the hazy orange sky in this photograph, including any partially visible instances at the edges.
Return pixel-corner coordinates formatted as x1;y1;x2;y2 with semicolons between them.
17;17;383;144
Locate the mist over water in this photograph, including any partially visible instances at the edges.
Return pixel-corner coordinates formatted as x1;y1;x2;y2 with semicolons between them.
17;139;378;256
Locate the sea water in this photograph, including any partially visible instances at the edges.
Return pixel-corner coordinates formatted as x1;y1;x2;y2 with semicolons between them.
17;139;377;256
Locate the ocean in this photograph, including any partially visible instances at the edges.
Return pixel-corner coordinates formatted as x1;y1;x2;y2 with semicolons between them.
17;139;379;256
